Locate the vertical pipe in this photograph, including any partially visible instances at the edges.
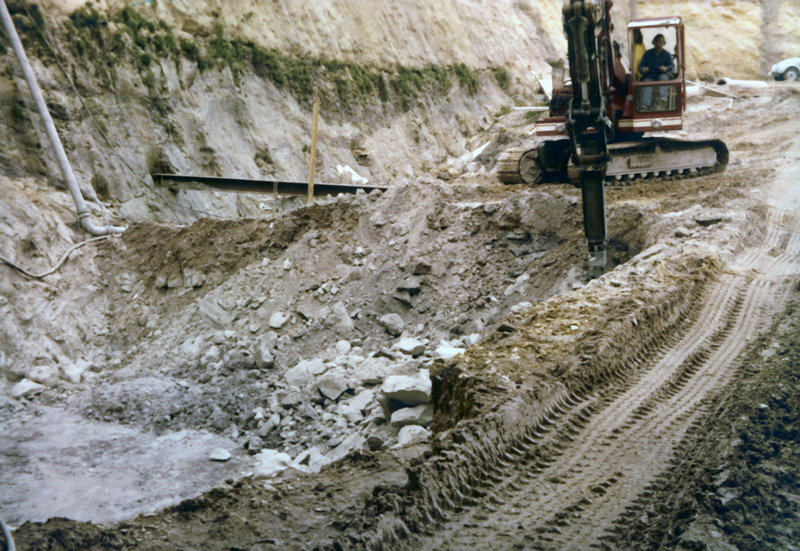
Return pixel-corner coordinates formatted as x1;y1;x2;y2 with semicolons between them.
307;97;320;204
0;1;124;235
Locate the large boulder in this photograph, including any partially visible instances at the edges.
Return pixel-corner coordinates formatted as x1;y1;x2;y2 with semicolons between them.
381;370;432;406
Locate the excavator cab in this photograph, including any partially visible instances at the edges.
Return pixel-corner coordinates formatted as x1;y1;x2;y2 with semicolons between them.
628;18;685;118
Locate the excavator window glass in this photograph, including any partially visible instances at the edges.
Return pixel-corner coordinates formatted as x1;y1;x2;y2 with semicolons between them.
631;25;680;113
634;84;680;112
630;26;679;81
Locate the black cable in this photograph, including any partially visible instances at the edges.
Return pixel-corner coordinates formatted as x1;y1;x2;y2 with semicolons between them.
0;234;112;279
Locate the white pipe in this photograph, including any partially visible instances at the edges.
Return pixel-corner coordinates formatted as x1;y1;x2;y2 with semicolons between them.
0;1;124;236
0;516;15;551
715;77;769;88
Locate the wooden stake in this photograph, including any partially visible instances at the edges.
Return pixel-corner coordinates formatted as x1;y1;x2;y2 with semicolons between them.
307;96;320;204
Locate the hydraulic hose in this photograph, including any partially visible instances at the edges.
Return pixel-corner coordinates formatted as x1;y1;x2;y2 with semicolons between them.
0;0;125;236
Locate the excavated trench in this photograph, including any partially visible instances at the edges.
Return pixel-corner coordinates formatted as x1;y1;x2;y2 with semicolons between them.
5;91;800;551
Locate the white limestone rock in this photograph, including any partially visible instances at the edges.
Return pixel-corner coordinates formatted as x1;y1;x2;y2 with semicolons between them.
504;273;530;296
510;301;533;314
269;312;290;329
11;379;46;399
338;388;377;423
60;359;90;384
28;364;59;386
285;358;328;387
465;333;482;346
316;370;349;401
325;432;369;462
378;313;405;336
335;340;351;355
253;449;292;478
390;404;433;428
180;336;204;360
254;335;275;369
330;301;355;332
291;447;333;474
381;370;432;406
209;448;231;462
393;337;426;356
201;345;221;367
394;425;431;447
434;346;465;360
197;296;233;329
353;357;393;385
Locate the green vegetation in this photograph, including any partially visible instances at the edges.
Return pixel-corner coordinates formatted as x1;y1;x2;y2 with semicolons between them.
29;5;46;29
283;55;319;99
452;62;479;95
142;70;155;88
8;8;51;61
47;5;504;118
119;7;156;35
179;38;199;61
494;66;510;89
137;52;152;70
496;105;512;117
251;44;286;85
70;5;103;29
524;110;542;121
207;24;245;73
11;103;25;123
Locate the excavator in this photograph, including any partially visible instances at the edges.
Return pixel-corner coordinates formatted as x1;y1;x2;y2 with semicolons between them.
497;0;728;266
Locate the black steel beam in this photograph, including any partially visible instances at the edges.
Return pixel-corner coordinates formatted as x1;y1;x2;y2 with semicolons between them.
152;174;388;197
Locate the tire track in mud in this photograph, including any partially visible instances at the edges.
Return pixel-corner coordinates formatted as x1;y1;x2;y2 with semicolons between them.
409;228;799;551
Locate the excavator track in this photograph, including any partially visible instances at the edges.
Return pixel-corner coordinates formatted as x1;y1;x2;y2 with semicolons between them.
496;146;543;185
605;137;728;186
497;137;728;187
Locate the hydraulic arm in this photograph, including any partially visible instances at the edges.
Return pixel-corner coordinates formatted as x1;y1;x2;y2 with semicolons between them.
562;0;614;266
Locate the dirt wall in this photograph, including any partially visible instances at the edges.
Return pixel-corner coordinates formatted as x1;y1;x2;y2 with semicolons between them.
34;0;800;81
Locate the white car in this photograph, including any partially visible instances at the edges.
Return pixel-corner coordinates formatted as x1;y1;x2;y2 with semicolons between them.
771;57;800;81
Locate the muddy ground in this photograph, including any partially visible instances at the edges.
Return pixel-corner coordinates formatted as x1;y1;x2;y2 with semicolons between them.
3;87;800;551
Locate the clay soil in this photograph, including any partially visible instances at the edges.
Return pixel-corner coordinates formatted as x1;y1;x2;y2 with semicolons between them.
4;89;800;551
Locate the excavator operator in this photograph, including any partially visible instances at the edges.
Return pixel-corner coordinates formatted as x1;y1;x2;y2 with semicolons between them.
638;33;675;109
